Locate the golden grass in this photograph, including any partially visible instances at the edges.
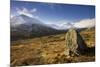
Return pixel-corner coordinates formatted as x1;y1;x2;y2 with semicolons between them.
11;28;95;66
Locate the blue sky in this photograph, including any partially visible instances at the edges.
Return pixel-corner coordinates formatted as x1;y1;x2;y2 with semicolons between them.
11;1;95;24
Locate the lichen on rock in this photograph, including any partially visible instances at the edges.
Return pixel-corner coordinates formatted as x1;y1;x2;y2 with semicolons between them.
65;28;87;56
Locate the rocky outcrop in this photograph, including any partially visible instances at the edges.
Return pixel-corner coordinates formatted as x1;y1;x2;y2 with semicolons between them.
65;28;87;56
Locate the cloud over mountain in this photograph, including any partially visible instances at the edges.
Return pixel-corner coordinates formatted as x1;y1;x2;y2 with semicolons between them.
74;18;95;28
11;11;95;30
46;18;95;30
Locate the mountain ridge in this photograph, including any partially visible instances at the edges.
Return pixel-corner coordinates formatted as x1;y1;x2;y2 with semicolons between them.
11;14;95;40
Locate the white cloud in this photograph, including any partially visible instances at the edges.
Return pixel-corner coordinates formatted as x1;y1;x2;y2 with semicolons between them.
46;18;95;30
16;7;37;18
74;18;95;28
31;8;37;13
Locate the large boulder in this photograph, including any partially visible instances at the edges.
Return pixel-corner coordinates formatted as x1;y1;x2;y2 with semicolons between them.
65;28;87;56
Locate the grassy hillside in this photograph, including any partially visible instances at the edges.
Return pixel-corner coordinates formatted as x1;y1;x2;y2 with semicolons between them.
80;28;95;47
11;28;95;66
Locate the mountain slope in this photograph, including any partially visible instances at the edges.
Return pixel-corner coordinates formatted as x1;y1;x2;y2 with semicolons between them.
11;14;63;40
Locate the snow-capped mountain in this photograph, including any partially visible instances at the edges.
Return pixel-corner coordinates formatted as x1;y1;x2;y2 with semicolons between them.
46;22;74;30
46;18;95;30
11;14;95;30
